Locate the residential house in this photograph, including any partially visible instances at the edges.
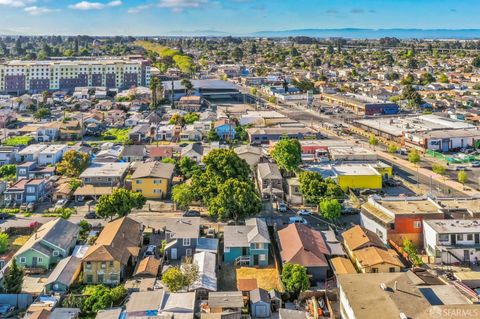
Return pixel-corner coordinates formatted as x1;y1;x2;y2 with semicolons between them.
286;177;302;205
93;144;124;162
190;251;217;298
129;124;152;144
15;218;79;270
0;146;18;165
223;218;270;266
44;246;88;294
18;144;48;162
181;143;205;162
250;288;271;318
38;145;67;166
82;217;142;285
164;218;201;261
156;124;176;141
34;122;61;142
131;161;175;199
16;162;55;181
257;163;284;200
423;219;480;265
133;256;161;278
342;225;404;273
204;291;244;316
178;96;203;112
180;125;202;142
79;162;129;187
234;145;263;168
214;119;236;140
277;224;330;281
125;290;195;319
59;120;83;141
120;145;147;162
4;178;51;204
148;146;180;161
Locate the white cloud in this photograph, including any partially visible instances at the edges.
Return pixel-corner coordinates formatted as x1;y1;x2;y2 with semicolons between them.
128;4;152;14
69;1;122;10
0;0;36;7
158;0;208;12
24;6;59;15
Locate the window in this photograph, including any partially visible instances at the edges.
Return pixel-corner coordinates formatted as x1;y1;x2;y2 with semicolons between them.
109;261;114;267
110;274;118;281
457;234;464;241
467;234;473;241
19;257;26;263
253;243;263;249
183;238;191;246
136;180;143;184
372;268;379;273
154;179;162;185
439;234;449;242
389;267;396;273
86;261;92;269
26;187;35;193
86;275;93;283
224;247;230;253
19;168;26;175
154;189;162;194
101;262;106;269
52;251;59;257
38;257;43;264
259;254;266;261
186;249;192;256
413;221;421;229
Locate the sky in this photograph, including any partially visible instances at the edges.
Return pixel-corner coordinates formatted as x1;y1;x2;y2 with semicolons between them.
0;0;480;36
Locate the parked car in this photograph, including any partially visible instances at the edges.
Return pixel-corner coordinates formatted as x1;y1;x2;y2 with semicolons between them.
183;210;201;217
85;212;99;219
278;202;288;213
296;209;312;216
0;304;14;317
471;161;480;168
289;216;308;224
144;245;157;257
54;199;69;209
455;166;470;171
0;213;12;220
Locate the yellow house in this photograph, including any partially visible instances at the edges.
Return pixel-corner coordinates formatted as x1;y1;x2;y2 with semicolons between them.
131;162;175;199
352;247;405;273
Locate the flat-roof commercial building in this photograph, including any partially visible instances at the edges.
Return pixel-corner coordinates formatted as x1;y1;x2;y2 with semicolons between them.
405;128;480;152
0;57;151;94
162;79;240;101
355;114;475;143
321;93;399;115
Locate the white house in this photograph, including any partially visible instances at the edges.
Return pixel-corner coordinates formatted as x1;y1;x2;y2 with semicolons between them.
38;144;68;166
18;144;48;162
423;219;480;265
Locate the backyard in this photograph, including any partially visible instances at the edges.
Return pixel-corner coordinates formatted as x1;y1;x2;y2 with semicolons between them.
218;264;284;292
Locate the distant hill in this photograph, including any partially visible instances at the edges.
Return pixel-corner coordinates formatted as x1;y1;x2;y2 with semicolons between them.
252;28;480;39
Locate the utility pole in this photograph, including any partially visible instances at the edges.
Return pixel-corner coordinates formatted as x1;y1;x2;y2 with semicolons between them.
171;79;175;109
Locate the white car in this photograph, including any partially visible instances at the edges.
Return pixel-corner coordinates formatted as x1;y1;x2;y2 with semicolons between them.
296;209;312;216
54;199;69;209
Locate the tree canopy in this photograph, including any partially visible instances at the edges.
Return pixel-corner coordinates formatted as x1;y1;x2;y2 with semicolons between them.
162;261;199;292
56;150;90;177
299;171;343;204
3;258;24;294
270;139;301;172
281;263;310;296
96;189;146;220
319;198;342;220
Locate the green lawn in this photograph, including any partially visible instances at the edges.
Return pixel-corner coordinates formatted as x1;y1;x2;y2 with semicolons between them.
3;136;34;146
100;128;131;143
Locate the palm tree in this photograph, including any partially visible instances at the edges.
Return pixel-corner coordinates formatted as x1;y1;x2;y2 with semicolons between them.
149;77;162;110
181;78;194;96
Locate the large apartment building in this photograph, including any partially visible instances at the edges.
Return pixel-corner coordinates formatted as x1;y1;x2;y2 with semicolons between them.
0;57;151;94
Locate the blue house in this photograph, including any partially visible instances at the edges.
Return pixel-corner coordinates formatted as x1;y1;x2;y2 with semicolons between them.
164;217;201;261
214;119;236;140
223;218;270;266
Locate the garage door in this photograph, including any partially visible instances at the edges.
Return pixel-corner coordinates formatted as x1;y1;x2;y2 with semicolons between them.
255;304;268;318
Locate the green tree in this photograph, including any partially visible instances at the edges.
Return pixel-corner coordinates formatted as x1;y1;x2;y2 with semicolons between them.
82;285;127;315
33;107;51;120
250;88;257;95
319;198;342;220
299;171;343;204
162;263;199;292
0;233;9;254
270;139;301;172
202;149;251;182
184;112;200;124
172;183;195;210
3;258;24;294
180;78;194;96
403;239;423;266
368;135;379;148
472;55;480;68
419;72;436;85
178;156;201;179
96;189;146;220
438;74;449;83
56;150;90;177
208;178;261;221
458;170;468;188
281;263;310;296
169;113;186;126
432;163;446;176
69;178;82;191
207;129;219;142
402;85;423;108
387;144;398;154
408;149;421;165
0;164;16;180
162;158;176;164
149;77;163;110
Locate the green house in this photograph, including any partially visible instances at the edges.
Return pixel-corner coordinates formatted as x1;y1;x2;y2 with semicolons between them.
223;218;271;266
15;218;79;270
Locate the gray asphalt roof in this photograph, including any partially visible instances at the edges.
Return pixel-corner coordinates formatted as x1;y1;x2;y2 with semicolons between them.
250;288;270;303
224;218;270;248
